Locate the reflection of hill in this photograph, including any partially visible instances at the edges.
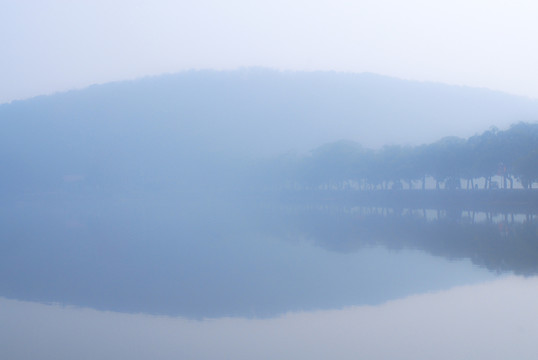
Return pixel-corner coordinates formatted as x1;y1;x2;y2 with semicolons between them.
0;193;496;319
257;197;538;276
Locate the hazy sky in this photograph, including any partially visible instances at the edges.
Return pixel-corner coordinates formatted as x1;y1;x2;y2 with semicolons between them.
3;0;538;104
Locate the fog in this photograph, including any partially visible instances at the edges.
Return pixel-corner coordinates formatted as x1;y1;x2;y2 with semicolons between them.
5;1;538;357
3;69;538;358
5;70;538;155
2;70;538;197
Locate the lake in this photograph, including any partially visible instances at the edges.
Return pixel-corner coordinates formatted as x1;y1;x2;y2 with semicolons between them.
2;191;538;359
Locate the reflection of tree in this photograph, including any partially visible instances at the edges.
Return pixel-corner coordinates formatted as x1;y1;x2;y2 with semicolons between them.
258;200;538;276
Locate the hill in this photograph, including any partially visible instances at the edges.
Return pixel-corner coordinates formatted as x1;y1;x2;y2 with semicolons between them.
2;69;538;194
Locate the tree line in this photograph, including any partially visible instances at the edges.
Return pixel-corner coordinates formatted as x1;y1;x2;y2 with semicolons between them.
259;122;538;191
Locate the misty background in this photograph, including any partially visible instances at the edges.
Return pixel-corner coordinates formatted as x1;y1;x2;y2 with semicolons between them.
2;69;538;318
2;69;538;196
5;1;538;359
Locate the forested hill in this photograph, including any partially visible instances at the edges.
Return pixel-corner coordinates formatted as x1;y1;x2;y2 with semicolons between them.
2;69;538;194
2;69;538;156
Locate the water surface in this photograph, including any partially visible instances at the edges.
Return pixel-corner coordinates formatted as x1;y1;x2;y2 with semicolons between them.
2;193;538;358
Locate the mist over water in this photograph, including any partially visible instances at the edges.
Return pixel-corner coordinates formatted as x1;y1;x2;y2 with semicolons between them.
2;70;538;358
2;191;507;318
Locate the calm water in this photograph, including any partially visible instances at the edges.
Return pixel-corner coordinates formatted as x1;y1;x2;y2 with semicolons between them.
2;192;538;359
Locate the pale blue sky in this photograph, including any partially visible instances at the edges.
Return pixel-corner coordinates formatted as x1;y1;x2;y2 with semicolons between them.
3;0;538;104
